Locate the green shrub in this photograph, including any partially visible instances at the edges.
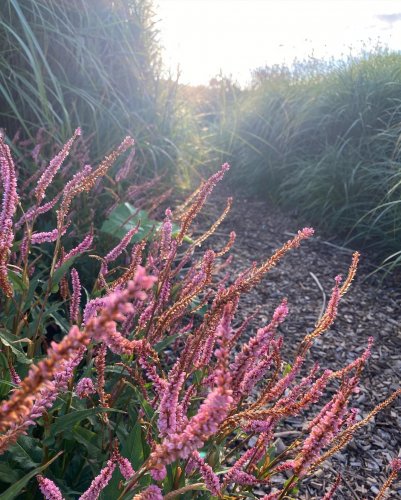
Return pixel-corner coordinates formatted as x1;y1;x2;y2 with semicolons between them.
218;50;401;272
0;0;182;179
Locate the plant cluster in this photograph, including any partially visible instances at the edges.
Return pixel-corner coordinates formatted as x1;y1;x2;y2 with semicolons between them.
0;132;399;499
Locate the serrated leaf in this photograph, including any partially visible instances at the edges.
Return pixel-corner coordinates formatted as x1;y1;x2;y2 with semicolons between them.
0;451;62;500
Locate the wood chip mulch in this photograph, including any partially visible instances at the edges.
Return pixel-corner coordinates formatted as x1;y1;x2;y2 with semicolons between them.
196;193;401;499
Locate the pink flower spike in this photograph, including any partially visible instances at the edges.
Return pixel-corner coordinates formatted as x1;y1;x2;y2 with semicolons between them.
79;459;115;500
300;227;314;238
63;164;92;198
272;298;288;323
15;193;61;230
322;474;341;500
390;458;401;472
103;225;139;268
70;268;81;323
231;299;288;396
84;268;157;356
157;367;185;436
8;361;21;386
35;128;81;202
75;378;96;399
160;208;173;258
133;485;163;500
37;475;64;500
150;465;167;481
116;455;135;480
0;137;19;297
189;451;220;495
31;227;67;244
261;491;280;500
149;370;233;468
224;447;255;486
57;231;93;268
116;146;135;182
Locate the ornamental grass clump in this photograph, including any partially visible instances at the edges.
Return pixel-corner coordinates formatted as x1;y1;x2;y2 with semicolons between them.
0;131;399;499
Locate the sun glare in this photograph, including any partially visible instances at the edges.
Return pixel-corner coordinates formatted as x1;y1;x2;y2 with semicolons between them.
156;0;401;85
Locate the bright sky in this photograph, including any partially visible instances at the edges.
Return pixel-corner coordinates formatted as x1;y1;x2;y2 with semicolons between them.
155;0;401;86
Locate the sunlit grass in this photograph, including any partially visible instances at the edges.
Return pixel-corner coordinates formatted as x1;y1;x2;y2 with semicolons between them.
216;50;401;273
0;0;186;180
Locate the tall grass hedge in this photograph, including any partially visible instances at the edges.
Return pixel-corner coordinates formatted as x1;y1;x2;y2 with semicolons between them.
0;0;182;178
218;50;401;273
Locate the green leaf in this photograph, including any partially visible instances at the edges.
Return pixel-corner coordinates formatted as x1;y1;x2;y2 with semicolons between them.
50;407;124;435
172;228;194;244
0;353;10;398
0;451;62;500
154;333;180;353
100;203;159;242
51;256;77;289
122;419;144;471
49;311;70;334
7;270;27;293
193;369;204;385
0;330;31;364
9;436;42;470
72;427;100;456
0;463;21;484
22;273;42;314
190;297;207;317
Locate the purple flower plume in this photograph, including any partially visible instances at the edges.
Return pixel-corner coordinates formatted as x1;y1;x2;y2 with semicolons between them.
37;475;64;500
0;137;19;297
31;227;66;244
189;450;220;495
35;128;81;202
56;231;94;268
75;377;96;399
70;268;81;323
133;485;163;499
79;458;115;500
100;225;139;277
15;193;61;230
149;307;234;472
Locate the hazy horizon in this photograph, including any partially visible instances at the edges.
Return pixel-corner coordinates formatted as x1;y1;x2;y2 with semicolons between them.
156;0;401;86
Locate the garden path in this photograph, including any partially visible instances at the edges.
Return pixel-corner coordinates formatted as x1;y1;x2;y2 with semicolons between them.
199;193;401;499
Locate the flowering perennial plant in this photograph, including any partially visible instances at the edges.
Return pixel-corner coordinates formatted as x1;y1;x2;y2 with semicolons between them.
0;131;399;499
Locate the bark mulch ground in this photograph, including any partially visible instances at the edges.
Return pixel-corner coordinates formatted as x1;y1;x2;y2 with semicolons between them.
195;192;401;499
